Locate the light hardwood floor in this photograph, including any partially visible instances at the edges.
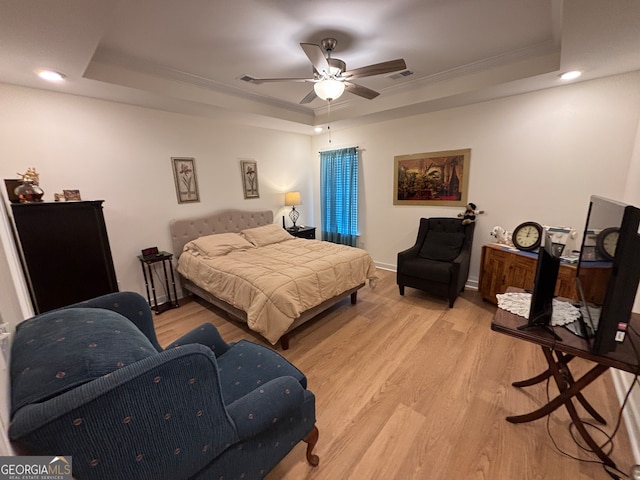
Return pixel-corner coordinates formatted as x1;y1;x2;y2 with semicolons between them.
154;269;634;480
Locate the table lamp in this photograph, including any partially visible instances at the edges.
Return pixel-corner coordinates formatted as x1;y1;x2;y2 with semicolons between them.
285;191;301;230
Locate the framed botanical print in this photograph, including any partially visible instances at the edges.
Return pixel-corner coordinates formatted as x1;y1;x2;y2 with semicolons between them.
240;160;259;199
172;157;200;204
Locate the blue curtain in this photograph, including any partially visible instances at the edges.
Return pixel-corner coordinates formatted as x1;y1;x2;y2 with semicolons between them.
320;147;359;246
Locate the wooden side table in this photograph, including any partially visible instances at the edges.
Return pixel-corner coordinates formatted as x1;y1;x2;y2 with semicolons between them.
138;251;179;314
287;226;316;239
478;244;610;305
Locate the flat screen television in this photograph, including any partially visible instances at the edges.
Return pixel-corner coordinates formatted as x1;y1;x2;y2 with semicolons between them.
518;230;561;339
575;195;640;355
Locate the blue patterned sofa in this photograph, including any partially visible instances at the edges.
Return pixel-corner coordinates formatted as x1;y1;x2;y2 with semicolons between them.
8;292;319;479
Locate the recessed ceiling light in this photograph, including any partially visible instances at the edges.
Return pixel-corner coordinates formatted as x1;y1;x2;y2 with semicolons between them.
37;70;65;82
560;70;582;81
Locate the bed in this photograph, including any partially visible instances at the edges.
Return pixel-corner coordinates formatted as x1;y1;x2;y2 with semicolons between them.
170;209;377;349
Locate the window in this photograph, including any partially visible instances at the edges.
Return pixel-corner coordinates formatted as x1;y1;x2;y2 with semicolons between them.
320;147;359;246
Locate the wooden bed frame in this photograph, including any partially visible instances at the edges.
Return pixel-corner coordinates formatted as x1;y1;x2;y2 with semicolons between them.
170;209;363;349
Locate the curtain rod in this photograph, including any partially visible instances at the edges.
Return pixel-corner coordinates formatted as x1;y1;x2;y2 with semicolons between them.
317;146;362;153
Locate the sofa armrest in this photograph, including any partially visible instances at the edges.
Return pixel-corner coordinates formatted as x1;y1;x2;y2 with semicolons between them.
165;323;230;356
226;376;305;440
451;248;470;264
10;345;237;480
397;244;422;266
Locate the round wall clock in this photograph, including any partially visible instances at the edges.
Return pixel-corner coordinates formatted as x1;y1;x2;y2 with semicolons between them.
596;227;619;261
512;221;543;252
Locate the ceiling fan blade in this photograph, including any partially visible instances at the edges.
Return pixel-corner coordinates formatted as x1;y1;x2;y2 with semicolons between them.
300;43;330;75
344;82;380;100
299;89;317;104
246;76;314;84
343;59;407;79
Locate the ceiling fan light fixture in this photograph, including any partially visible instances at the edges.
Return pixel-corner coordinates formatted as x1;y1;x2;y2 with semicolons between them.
314;79;345;101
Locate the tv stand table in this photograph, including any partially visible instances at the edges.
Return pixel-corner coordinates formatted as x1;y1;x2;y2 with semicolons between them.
491;287;640;468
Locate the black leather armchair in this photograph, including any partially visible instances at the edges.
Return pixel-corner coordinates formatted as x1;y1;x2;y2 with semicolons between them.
397;217;475;307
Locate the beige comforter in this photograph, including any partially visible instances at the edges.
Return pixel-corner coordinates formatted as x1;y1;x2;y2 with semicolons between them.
177;238;377;344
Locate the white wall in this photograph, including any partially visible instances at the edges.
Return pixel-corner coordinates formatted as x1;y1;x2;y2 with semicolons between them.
0;83;315;454
0;84;313;301
312;71;640;284
2;70;640;458
4;73;639;302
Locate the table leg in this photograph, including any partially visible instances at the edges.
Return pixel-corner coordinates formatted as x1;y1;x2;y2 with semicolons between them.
140;261;152;308
511;352;606;425
162;259;171;307
563;388;617;467
169;259;179;307
512;368;553;388
558;354;607;425
507;350;608;423
506;347;614;467
148;263;159;314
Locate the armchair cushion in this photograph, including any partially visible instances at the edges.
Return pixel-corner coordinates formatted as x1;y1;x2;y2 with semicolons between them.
400;257;454;283
10;308;157;416
419;231;465;261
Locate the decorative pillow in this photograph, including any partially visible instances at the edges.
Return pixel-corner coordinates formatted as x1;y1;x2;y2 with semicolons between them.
419;231;465;261
240;223;294;247
184;232;255;257
10;308;157;415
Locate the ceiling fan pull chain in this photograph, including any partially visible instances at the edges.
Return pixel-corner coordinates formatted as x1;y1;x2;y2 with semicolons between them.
328;100;332;143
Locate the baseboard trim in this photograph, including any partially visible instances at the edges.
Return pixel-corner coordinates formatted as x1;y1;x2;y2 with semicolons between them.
611;369;640;463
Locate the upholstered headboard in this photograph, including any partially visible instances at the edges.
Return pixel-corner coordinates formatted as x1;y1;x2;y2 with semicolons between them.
169;209;274;257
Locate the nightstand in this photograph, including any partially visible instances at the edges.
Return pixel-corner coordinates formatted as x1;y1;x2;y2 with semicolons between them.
138;251;180;314
287;226;316;239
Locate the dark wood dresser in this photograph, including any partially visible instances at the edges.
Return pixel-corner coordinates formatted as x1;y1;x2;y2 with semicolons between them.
11;200;118;313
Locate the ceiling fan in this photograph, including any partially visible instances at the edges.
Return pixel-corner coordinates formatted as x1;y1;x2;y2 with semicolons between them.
242;38;407;104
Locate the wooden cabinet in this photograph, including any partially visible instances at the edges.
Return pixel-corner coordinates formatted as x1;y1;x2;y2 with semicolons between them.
11;200;118;314
479;244;609;305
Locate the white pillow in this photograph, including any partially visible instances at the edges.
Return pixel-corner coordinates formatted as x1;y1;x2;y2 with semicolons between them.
184;232;254;257
241;223;294;247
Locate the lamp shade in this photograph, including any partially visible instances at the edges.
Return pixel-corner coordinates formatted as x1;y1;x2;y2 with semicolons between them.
314;79;345;101
284;191;301;206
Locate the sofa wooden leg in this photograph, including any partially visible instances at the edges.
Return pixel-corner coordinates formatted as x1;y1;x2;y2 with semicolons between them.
304;425;320;467
350;291;358;305
399;285;405;295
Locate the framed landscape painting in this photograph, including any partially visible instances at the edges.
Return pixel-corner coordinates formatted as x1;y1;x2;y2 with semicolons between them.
394;148;470;206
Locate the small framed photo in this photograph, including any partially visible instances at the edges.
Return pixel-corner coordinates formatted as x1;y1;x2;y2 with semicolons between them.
4;179;21;203
240;160;259;199
580;245;597;261
172;157;200;204
63;189;81;201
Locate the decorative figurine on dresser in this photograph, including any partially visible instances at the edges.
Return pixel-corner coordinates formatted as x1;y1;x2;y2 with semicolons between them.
11;200;118;314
